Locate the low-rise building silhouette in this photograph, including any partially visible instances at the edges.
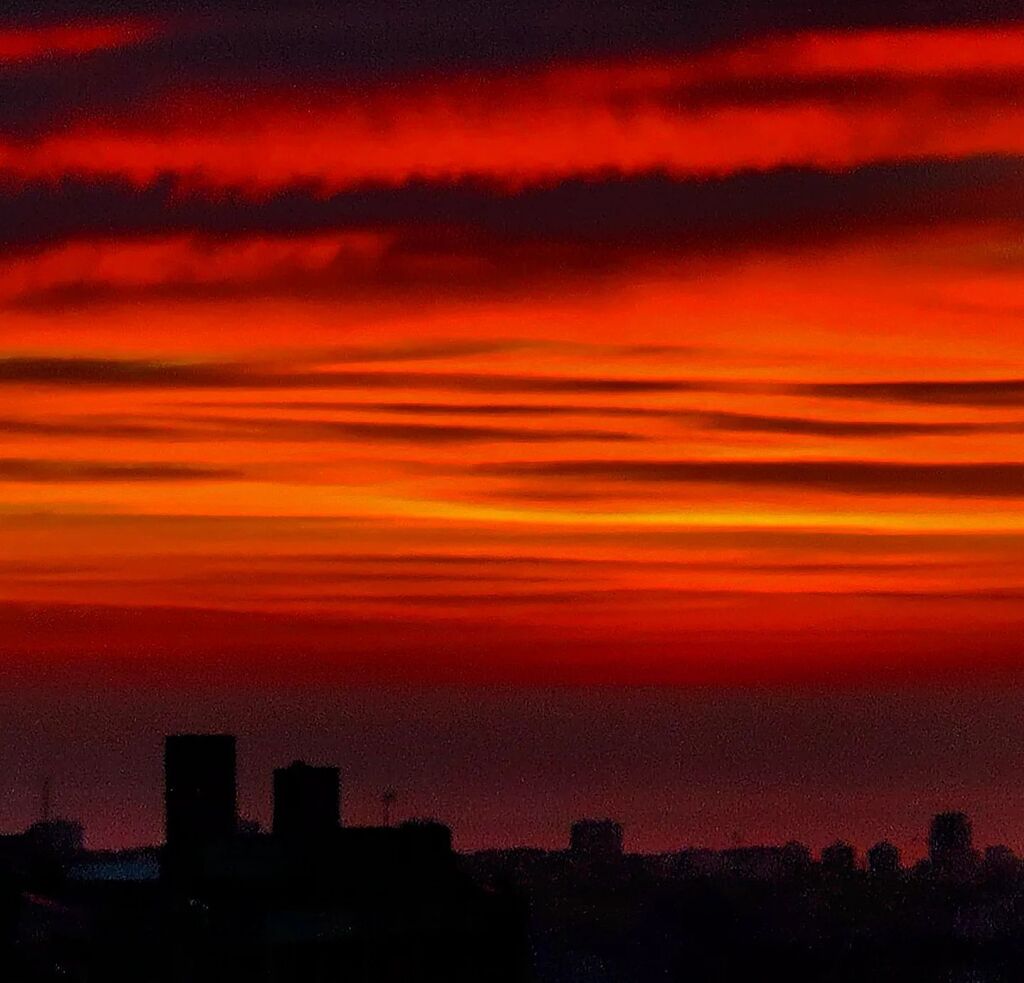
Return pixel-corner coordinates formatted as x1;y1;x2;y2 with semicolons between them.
570;819;623;861
27;819;85;858
273;760;341;840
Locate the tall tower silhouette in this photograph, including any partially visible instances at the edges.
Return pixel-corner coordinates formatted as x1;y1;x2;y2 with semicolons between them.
164;734;237;853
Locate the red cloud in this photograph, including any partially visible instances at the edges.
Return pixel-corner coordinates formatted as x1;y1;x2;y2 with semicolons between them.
0;18;161;63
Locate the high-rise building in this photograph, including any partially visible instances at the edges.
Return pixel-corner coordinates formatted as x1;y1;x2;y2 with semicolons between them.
272;760;340;839
164;734;237;851
929;811;973;872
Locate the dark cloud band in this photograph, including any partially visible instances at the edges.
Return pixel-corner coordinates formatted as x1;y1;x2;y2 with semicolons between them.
3;156;1022;255
1;1;1019;137
0;357;725;394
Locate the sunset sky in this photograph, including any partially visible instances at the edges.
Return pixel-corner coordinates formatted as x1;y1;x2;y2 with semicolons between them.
4;0;1024;856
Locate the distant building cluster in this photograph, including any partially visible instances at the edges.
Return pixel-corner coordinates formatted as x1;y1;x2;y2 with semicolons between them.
466;810;1010;886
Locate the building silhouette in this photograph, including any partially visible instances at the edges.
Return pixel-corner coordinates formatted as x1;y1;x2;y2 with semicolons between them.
26;819;84;859
570;819;624;861
820;840;856;873
984;844;1017;877
929;811;973;873
867;840;901;874
164;734;237;853
273;760;341;839
399;817;454;856
9;754;1024;983
780;840;812;873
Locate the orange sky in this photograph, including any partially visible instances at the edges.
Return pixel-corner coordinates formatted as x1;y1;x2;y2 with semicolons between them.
4;9;1024;850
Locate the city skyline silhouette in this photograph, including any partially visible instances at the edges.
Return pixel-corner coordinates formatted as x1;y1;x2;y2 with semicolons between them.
5;731;1024;981
3;728;1019;862
4;0;1024;978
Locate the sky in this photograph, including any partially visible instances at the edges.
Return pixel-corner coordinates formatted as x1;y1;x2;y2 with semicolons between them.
4;0;1024;856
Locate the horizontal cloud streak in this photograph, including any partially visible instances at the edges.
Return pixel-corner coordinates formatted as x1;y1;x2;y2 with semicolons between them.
0;414;638;445
0;458;240;482
0;417;187;438
190;416;639;445
693;410;1024;437
10;407;1024;445
0;18;160;63
481;459;1024;497
797;379;1024;406
186;401;674;418
180;401;1024;439
2;156;1021;254
0;357;723;394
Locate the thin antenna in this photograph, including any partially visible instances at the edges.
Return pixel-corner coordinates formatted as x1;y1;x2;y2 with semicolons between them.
41;776;53;824
382;788;396;827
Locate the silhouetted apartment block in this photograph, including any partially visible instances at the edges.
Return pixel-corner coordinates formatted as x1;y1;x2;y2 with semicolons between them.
164;734;237;851
273;760;341;839
570;819;624;860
